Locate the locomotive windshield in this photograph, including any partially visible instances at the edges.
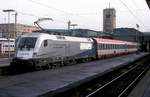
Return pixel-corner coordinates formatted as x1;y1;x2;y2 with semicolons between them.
18;37;37;50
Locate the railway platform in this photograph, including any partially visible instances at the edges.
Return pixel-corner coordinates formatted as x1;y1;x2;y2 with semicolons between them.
0;53;148;97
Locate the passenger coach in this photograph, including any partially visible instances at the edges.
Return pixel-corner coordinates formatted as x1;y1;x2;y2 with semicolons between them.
94;38;140;58
0;38;15;54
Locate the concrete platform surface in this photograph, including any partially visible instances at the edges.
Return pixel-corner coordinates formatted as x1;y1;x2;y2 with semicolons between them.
0;58;11;67
0;53;148;97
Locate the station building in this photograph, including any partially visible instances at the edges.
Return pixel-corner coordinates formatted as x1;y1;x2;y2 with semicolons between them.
37;29;112;38
103;8;116;33
113;28;143;42
0;23;39;38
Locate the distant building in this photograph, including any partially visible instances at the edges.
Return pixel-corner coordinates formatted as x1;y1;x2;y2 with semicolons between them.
70;29;100;38
38;29;111;38
113;28;143;42
70;29;113;38
0;23;39;38
103;8;116;33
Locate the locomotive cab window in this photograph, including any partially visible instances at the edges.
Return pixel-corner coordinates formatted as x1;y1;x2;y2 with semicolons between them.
18;37;37;50
44;40;48;47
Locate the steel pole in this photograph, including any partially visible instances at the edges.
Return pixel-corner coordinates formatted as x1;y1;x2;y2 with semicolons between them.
3;9;15;59
8;12;10;59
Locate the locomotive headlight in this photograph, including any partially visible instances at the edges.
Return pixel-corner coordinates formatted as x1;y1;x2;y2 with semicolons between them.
33;52;37;58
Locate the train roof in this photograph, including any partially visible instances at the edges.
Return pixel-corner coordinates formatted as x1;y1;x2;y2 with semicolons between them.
21;32;93;43
94;38;139;45
20;32;139;45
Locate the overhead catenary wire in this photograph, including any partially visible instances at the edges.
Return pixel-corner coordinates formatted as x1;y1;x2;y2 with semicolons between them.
118;0;145;28
27;0;73;15
26;0;102;30
131;0;148;27
0;0;149;31
0;8;67;25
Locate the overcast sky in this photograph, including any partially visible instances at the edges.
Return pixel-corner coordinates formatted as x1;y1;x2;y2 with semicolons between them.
0;0;150;32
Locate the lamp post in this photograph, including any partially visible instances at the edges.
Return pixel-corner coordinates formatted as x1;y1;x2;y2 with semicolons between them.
68;20;71;35
136;24;140;43
12;12;17;38
3;9;15;59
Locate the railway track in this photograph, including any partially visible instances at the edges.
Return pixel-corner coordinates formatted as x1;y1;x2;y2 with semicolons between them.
87;61;150;97
52;54;150;97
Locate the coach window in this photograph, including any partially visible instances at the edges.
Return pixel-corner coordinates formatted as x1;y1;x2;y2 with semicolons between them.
104;44;106;49
110;44;111;49
107;44;109;49
107;44;108;49
102;44;104;50
106;44;108;49
44;40;48;47
99;44;101;50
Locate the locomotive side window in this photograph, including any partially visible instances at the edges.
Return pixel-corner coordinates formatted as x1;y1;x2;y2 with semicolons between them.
44;40;48;47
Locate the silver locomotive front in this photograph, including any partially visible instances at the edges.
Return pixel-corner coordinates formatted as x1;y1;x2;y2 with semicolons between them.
16;37;37;59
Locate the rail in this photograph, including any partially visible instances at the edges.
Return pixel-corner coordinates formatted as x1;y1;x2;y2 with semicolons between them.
86;62;150;97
